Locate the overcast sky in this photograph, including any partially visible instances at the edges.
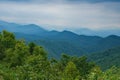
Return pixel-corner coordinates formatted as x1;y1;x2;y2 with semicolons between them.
0;0;120;31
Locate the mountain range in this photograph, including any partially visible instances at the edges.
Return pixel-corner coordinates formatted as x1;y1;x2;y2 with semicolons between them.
0;20;120;58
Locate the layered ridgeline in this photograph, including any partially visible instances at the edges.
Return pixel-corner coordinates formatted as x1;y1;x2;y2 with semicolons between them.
0;20;120;58
0;30;120;80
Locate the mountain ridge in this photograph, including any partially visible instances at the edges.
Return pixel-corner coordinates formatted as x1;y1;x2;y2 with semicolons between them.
0;20;120;37
0;20;120;58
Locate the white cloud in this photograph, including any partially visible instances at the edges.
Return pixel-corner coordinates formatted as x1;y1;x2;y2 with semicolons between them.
0;2;120;31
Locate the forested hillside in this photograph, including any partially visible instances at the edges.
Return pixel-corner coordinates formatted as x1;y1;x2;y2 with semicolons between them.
88;46;120;70
0;30;120;80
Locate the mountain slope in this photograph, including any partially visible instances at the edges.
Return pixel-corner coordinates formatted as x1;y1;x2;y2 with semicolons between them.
88;46;120;70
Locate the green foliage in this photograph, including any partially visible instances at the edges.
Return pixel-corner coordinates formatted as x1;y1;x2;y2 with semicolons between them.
60;54;96;78
88;66;120;80
88;66;102;80
0;44;5;60
71;56;95;77
0;30;120;80
1;30;16;48
0;30;16;60
63;61;80;80
33;46;47;58
4;40;29;67
28;42;36;55
103;66;120;80
88;46;120;70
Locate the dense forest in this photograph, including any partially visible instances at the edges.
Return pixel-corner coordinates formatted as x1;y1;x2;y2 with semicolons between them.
88;46;120;70
0;30;120;80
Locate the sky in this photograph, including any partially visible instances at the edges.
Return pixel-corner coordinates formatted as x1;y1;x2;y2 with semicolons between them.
0;0;120;31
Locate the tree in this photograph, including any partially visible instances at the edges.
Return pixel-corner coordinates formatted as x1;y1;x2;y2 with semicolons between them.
88;66;102;80
63;61;79;80
1;30;16;48
33;46;47;59
28;42;36;55
71;56;95;78
0;31;16;60
5;40;29;67
102;66;120;80
24;54;50;79
61;54;71;65
0;35;5;60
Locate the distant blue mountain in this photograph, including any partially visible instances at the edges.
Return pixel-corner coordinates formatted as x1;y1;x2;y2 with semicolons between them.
0;20;120;37
73;28;120;37
0;20;48;35
0;20;120;58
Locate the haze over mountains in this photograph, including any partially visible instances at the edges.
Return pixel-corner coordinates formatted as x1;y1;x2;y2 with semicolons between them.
0;20;120;58
0;20;120;37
